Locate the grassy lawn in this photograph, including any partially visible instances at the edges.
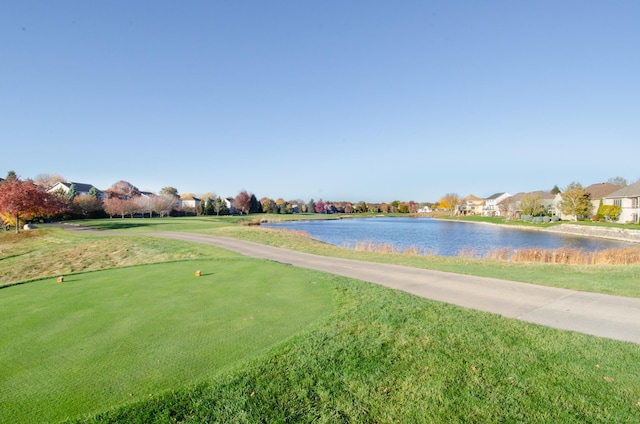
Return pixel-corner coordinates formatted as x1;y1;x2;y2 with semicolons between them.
2;218;640;422
77;279;640;423
0;259;334;423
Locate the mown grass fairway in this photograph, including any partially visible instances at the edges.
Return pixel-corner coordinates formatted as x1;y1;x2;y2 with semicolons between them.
2;219;640;423
0;260;334;423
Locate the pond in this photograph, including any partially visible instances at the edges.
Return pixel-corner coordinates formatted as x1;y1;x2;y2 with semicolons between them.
263;217;634;257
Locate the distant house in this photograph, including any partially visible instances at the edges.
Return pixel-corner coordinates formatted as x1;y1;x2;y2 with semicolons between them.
603;181;640;224
179;196;201;210
535;191;558;216
459;194;484;215
584;182;621;217
418;205;432;213
47;181;103;199
497;190;556;219
498;192;524;219
224;197;235;214
483;192;511;216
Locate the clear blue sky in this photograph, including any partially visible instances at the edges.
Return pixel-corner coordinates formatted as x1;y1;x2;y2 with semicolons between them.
3;1;639;203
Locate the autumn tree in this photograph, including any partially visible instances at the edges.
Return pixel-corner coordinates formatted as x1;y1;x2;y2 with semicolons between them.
439;193;460;217
73;195;104;218
106;180;140;199
559;182;592;221
315;199;325;214
600;204;622;221
520;193;545;217
261;197;276;214
234;190;252;215
352;201;366;213
0;178;65;232
103;197;128;218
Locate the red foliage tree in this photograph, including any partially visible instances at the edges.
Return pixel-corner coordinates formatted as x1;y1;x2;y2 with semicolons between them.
102;197;128;218
234;190;252;215
105;180;140;199
0;178;66;233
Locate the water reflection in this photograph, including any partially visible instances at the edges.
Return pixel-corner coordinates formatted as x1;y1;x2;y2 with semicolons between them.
264;217;634;257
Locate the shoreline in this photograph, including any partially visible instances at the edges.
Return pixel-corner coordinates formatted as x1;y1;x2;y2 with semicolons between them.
438;218;640;244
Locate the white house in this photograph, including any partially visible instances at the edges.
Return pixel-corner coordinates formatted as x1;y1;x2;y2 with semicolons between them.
604;181;640;224
47;181;103;198
483;192;511;216
179;196;201;210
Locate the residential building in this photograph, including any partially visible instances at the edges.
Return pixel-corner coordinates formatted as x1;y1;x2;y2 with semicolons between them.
458;194;485;215
584;182;621;218
604;181;640;224
483;192;511;216
47;181;103;199
179;196;201;210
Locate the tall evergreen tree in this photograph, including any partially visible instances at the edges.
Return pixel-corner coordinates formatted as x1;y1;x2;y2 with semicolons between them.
205;198;214;215
88;186;101;199
67;184;78;200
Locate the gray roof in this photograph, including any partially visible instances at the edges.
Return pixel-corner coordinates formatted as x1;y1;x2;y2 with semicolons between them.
63;182;101;193
486;192;505;200
607;180;640;198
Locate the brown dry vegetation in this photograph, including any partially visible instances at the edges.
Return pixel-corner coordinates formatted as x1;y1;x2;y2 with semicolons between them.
504;247;640;265
349;240;640;265
0;228;233;286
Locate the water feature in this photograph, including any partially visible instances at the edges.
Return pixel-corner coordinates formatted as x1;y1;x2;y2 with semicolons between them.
263;217;634;257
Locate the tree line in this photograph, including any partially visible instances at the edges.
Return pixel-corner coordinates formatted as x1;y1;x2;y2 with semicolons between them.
0;172;436;232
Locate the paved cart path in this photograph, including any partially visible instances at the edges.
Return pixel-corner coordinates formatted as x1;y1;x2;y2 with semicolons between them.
149;231;640;344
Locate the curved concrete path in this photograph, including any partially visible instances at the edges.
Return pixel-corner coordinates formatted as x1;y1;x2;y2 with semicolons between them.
150;232;640;344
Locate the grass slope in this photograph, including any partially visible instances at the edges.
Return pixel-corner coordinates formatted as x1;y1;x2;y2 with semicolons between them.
0;260;334;423
75;278;640;423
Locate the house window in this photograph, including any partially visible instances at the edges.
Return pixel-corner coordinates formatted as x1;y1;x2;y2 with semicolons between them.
632;198;639;209
614;199;622;207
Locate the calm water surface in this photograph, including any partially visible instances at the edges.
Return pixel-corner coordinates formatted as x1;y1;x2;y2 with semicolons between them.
264;217;634;257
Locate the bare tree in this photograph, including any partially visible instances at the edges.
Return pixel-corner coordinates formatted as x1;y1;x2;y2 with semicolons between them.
607;176;628;187
34;173;67;189
153;194;179;217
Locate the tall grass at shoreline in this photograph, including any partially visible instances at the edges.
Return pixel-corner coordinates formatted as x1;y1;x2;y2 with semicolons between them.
352;241;640;265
